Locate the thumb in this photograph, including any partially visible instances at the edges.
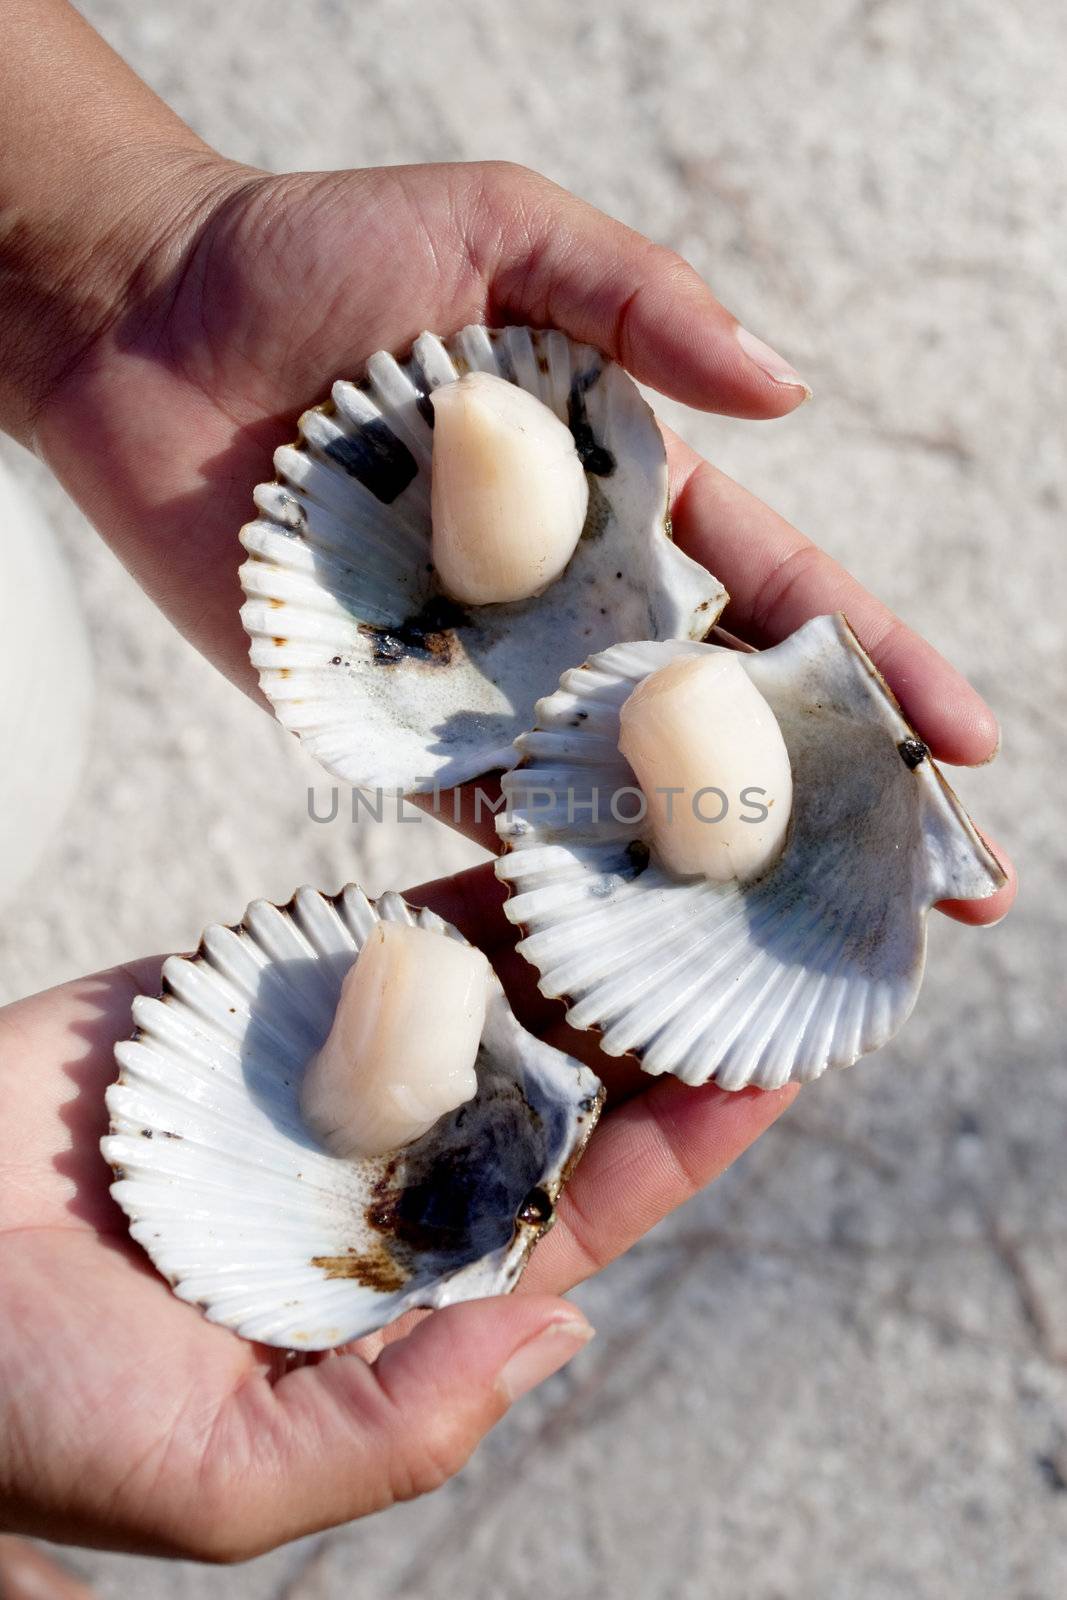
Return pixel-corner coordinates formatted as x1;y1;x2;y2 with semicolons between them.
218;1296;594;1556
372;1294;595;1480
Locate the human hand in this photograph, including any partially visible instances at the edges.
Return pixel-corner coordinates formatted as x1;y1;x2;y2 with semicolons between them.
0;861;791;1560
0;8;1013;920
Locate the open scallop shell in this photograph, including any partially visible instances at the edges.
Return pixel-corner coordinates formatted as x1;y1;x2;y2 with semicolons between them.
102;887;603;1350
495;615;1006;1091
239;325;725;792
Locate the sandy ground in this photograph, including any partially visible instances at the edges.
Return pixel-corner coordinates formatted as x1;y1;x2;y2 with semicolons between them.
2;0;1065;1594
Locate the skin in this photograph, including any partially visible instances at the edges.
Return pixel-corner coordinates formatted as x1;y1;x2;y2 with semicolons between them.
0;0;1015;1567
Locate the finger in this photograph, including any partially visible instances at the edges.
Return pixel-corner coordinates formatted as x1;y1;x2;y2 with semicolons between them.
479;164;811;419
213;1297;592;1554
0;1538;96;1600
666;435;1016;911
406;864;571;1037
522;1078;798;1296
936;832;1016;926
410;778;504;854
406;860;511;949
406;864;649;1090
667;433;1000;767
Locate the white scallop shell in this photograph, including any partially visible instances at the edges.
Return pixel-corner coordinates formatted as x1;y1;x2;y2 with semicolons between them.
102;887;602;1350
495;615;1006;1091
239;325;725;792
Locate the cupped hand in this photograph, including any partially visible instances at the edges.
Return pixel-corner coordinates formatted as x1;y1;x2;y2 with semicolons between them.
33;158;1014;924
0;861;790;1560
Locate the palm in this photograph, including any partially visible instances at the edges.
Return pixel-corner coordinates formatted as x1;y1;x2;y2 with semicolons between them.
1;962;307;1550
43;165;552;694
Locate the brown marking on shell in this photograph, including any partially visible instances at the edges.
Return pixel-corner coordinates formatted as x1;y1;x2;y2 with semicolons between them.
366;1151;476;1258
548;1079;605;1196
358;596;468;667
899;737;930;769
311;1243;408;1293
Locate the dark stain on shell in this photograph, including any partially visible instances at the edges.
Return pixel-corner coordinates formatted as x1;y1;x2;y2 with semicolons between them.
367;1160;482;1259
581;476;612;541
311;1244;408;1293
273;491;307;532
489;338;517;384
407;349;437;427
324;418;418;504
625;840;651;877
568;368;616;476
516;1187;554;1227
898;737;930;770
359;596;469;666
365;1071;548;1264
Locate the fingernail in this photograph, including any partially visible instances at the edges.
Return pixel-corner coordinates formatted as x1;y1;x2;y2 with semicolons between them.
497;1316;595;1403
736;325;812;399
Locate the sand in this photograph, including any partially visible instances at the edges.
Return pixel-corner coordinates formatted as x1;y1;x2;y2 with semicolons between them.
2;0;1064;1594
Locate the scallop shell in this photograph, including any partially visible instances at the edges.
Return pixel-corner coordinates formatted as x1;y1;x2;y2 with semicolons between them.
102;887;603;1350
495;615;1006;1091
239;325;725;792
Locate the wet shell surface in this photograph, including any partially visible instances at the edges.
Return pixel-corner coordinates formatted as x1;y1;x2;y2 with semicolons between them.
102;888;603;1350
239;324;725;792
495;615;1007;1091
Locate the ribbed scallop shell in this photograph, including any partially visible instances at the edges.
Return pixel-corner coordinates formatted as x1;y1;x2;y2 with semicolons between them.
495;616;1006;1091
102;887;602;1350
239;325;725;792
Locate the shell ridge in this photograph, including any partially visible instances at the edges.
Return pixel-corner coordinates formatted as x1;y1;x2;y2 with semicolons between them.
244;324;725;793
495;624;995;1088
106;884;603;1349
